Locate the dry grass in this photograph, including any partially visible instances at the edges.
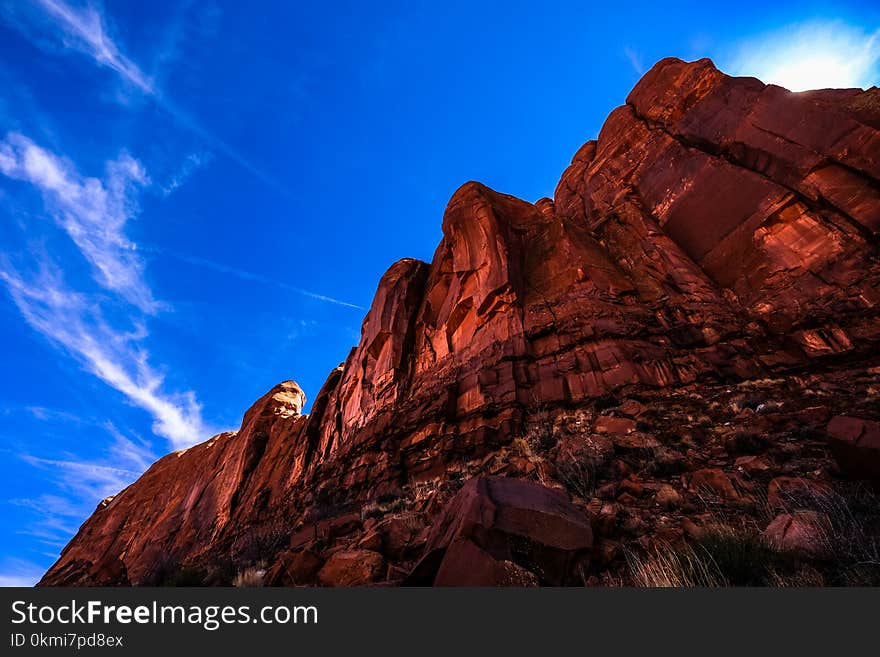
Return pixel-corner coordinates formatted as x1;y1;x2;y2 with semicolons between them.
765;565;825;587
627;541;723;587
555;446;598;500
360;496;407;521
232;566;265;587
627;523;770;587
781;484;880;578
627;482;880;587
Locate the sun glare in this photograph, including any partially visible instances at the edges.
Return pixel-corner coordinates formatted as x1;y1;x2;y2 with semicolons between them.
729;22;879;91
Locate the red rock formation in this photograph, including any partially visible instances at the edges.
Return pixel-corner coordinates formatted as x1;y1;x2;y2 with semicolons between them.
42;381;310;586
40;57;880;587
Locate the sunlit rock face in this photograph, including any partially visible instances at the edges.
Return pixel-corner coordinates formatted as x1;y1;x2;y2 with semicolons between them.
41;58;880;587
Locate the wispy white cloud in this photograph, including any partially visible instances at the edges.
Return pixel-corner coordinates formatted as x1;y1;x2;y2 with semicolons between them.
0;135;208;578
0;557;45;587
0;130;214;448
160;150;212;196
10;423;157;557
624;46;645;75
24;405;86;425
32;0;155;93
19;457;141;499
0;127;348;461
100;422;157;472
0;574;40;587
726;21;880;91
4;0;290;195
19;421;157;492
0;0;238;579
0;262;210;449
0;132;156;313
10;495;80;545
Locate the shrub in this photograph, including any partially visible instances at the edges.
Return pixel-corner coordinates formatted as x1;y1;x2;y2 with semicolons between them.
627;523;776;587
523;402;558;451
724;430;768;455
733;395;765;412
165;566;207;587
203;558;237;586
555;446;598;500
644;447;688;476
142;553;207;587
694;524;773;586
232;519;291;565
592;395;619;413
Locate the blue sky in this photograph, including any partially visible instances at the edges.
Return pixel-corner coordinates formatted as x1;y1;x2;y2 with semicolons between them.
0;1;878;586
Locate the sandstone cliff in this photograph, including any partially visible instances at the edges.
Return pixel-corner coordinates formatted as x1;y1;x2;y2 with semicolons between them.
40;58;880;587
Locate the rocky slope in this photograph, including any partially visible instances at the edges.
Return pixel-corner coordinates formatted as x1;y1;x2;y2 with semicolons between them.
40;57;880;587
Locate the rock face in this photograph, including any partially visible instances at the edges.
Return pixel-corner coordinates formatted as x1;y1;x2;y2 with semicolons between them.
40;58;880;587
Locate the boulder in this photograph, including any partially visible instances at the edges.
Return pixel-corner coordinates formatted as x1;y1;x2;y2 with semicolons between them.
654;484;681;509
762;511;831;558
317;550;385;587
408;477;592;586
265;549;324;586
433;539;540;587
826;416;880;480
687;468;739;501
595;417;638;436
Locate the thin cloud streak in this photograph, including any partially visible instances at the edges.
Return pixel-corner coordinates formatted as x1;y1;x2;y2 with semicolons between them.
0;131;157;314
11;425;157;558
0;574;40;587
160;151;212;196
624;46;645;75
20;455;142;486
20;0;290;195
0;558;45;587
33;0;155;93
0;129;215;449
100;422;157;473
141;245;366;310
155;97;292;197
0;261;211;449
24;405;86;425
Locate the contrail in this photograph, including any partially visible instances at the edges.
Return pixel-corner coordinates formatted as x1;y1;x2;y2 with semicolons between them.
140;245;366;310
31;0;292;197
154;95;294;198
